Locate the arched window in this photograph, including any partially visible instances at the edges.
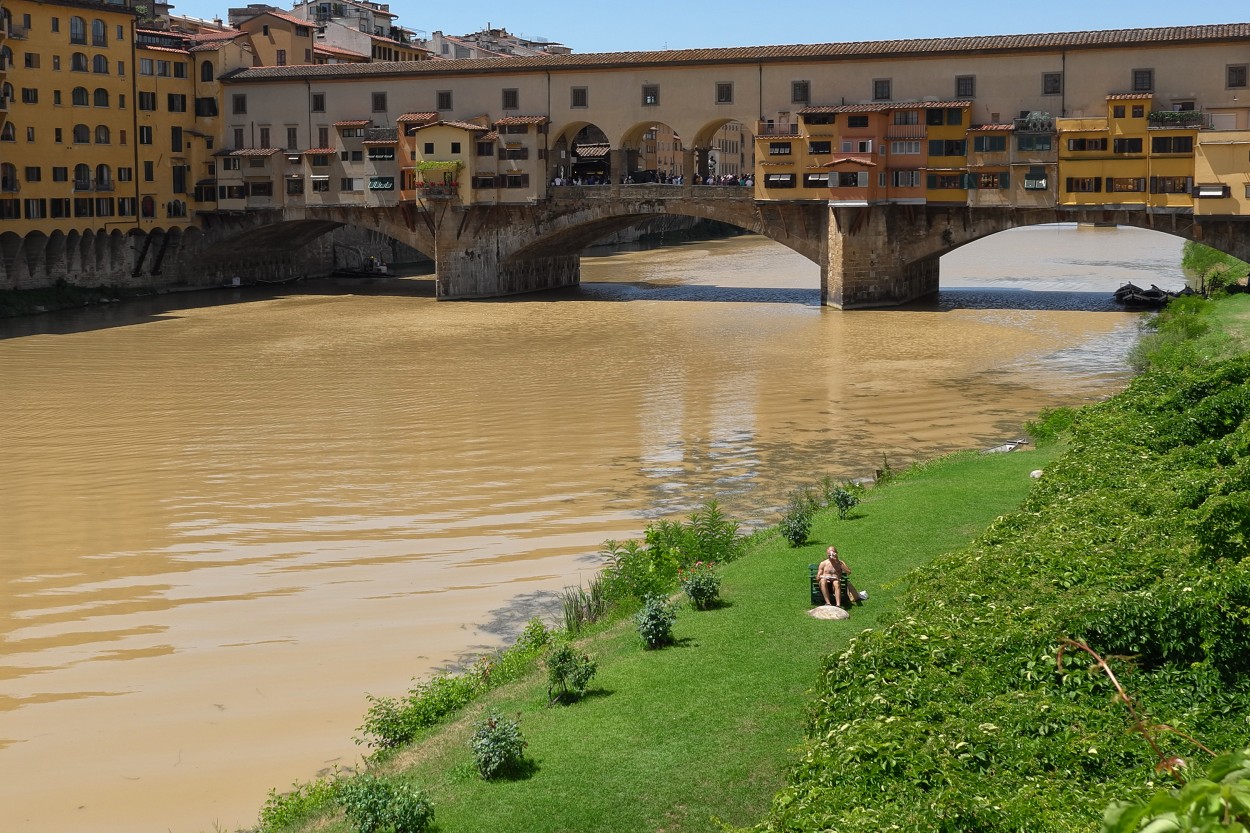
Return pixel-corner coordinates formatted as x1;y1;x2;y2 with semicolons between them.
74;163;92;189
72;87;89;106
0;163;17;191
96;164;112;189
93;88;109;107
95;125;110;144
71;52;88;72
141;196;155;217
1;82;13;104
91;19;107;46
93;54;109;74
69;16;86;44
0;46;12;71
72;124;90;143
200;60;214;82
0;123;14;142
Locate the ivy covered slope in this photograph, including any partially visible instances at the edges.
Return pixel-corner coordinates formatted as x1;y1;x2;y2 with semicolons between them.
759;296;1250;833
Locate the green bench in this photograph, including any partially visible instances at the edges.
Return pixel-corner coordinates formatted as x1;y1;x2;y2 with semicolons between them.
808;564;822;605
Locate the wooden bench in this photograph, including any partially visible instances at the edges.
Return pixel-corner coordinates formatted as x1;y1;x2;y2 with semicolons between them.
808;563;823;605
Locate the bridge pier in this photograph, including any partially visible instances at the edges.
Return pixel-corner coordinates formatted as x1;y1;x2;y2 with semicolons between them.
434;214;581;299
824;206;940;309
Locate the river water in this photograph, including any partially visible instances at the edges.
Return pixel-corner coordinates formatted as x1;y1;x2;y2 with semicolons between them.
0;224;1184;833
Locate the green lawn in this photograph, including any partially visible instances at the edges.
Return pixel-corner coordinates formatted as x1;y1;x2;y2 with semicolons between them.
313;449;1061;833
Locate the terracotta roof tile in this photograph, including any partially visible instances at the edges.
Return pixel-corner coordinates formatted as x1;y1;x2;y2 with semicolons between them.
315;44;370;59
214;147;285;157
226;24;1250;83
139;44;191;55
396;112;438;123
573;144;608;158
480;131;499;141
334;120;372;127
406;119;490;132
969;123;1015;131
821;157;879;167
302;148;338;154
800;100;971;114
361;139;398;145
244;9;315;28
1107;92;1154;100
494;115;549;125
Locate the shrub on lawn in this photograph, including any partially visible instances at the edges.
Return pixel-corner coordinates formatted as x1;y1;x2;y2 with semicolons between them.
678;561;721;610
469;710;527;779
336;774;433;833
544;641;597;703
634;593;678;649
778;488;817;547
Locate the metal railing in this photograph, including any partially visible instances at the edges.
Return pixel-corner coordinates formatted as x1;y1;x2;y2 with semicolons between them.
1148;110;1209;129
1014;116;1055;133
756;122;799;137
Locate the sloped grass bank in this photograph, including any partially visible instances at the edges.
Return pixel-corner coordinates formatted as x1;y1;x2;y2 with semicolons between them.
758;296;1250;833
263;451;1056;833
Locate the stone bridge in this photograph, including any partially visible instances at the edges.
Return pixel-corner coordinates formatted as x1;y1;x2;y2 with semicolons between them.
187;187;1247;308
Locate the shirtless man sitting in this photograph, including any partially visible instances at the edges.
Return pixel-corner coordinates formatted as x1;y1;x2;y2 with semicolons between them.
817;546;863;608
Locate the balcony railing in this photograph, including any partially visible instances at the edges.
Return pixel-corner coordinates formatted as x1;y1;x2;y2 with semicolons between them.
1148;110;1209;129
0;180;20;193
756;122;799;137
7;23;29;39
1014;116;1055;133
886;124;927;139
365;127;398;142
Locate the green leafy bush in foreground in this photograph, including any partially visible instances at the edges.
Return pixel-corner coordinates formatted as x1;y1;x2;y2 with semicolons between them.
634;593;678;649
544;641;597;704
256;773;342;833
469;710;527;780
758;300;1250;833
1103;748;1250;833
336;774;433;833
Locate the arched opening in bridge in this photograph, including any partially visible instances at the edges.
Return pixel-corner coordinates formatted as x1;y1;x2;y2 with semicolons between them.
550;121;615;185
934;223;1189;311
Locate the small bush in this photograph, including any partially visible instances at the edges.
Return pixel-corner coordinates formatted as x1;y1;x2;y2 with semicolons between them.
828;485;861;519
516;616;550;651
875;453;896;486
469;710;527;779
688;500;744;562
560;574;611;635
257;774;341;832
778;488;817;547
336;774;433;833
601;538;679;602
545;642;597;703
678;561;721;610
634;593;678;649
358;673;480;750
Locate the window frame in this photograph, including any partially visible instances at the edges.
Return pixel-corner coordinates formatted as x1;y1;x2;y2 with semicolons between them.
955;75;975;98
641;84;659;106
872;78;891;101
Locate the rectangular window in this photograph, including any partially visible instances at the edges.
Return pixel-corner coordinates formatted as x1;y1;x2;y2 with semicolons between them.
892;110;918;125
258;127;270;148
1066;177;1102;193
117;167;132;182
143;161;154;181
498;147;529;160
311;177;329;192
1023;167;1048;190
139;126;153;145
171;126;182;152
928;139;966;157
276;49;287;66
1042;72;1063;95
839;139;873;153
23;199;48;219
642;84;659;106
437;90;452;111
173;62;186;79
786;80;810;106
221;157;240;171
310;93;326;112
24;166;41;181
947;109;963;126
975;172;1009;189
250;182;273;197
118;61;125;75
450;142;461;154
1150;176;1191;194
423;141;435;154
309;154;329;167
836;171;868;187
477;141;493;157
1151;136;1193;154
286;178;305;195
926;108;946;126
872;78;891;100
371;92;387;112
23;53;39;69
73;198;94;217
1066;138;1107;151
926;174;964;190
53;167;68;182
890;140;921;155
571;87;588;108
1108;177;1145;192
955;75;975;98
138;91;157;110
808;141;831;155
1195;184;1231;198
286;127;298;149
1113;137;1143;154
51;17;59;32
715;82;733;104
367;147;395;160
195;97;218;116
51;199;72;218
1229;65;1249;89
768;141;792;156
1113;105;1126;119
502;88;519;110
1017;135;1053;151
1132;104;1145;118
473;175;496;189
21;88;38;104
802;172;828;188
340;178;358;191
892;170;921;188
1132;69;1154;92
167;93;186;112
846;115;869;129
318;127;329;147
156;60;170;77
972;135;1007;153
763;173;795;189
503;174;530;189
232;94;246;114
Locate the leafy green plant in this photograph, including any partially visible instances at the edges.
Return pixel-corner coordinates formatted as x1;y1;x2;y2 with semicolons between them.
875;453;896;485
544;642;597;703
601;538;679;602
1103;749;1250;833
678;561;721;610
560;574;611;635
256;773;342;832
688;500;744;562
469;710;527;779
336;774;433;833
828;485;861;519
1026;406;1078;446
634;593;678;649
778;488;817;547
358;673;479;750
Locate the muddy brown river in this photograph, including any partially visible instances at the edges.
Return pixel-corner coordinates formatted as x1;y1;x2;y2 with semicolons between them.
0;225;1184;832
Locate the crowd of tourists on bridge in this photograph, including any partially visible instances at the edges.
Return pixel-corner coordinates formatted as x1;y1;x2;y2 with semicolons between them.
551;173;754;187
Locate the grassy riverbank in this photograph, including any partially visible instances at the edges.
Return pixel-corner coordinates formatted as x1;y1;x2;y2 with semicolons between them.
257;449;1059;833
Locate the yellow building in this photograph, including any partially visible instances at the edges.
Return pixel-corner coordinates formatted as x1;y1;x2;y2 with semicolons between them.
1194;131;1250;216
923;103;971;205
0;0;141;235
236;10;316;68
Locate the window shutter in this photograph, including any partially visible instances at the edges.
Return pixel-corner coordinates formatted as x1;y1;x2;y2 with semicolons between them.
999;172;1010;189
963;173;976;189
1095;178;1103;193
1065;178;1074;192
1186;177;1193;194
1149;176;1158;194
927;174;937;189
857;171;868;187
928;140;943;157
